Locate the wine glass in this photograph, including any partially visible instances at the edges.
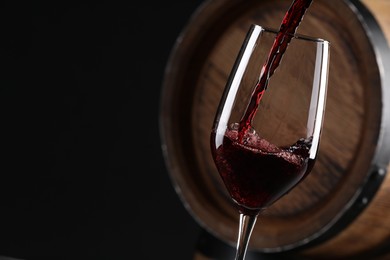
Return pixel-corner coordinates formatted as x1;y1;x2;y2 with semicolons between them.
210;24;330;260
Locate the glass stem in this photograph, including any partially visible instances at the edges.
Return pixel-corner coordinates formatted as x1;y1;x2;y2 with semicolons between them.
234;213;258;260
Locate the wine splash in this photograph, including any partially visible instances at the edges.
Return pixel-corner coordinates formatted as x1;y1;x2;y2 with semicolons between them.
211;125;312;215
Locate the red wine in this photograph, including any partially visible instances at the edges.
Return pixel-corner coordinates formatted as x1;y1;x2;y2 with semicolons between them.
238;0;313;137
211;0;315;215
211;126;313;215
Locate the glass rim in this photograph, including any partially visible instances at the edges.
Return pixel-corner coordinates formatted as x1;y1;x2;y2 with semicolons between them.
253;24;330;45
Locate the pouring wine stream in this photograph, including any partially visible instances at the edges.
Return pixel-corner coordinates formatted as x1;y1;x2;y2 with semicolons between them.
238;0;313;142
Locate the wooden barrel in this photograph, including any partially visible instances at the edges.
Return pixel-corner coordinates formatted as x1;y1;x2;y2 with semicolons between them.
159;0;390;259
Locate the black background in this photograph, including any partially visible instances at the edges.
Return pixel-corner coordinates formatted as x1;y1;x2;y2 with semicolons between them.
0;1;207;259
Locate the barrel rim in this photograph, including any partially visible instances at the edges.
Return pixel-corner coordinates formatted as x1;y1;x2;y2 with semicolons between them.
158;0;224;238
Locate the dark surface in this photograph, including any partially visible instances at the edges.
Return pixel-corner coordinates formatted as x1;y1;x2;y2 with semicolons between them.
0;1;204;259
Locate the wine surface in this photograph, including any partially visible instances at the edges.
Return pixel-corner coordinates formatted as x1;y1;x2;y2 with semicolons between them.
211;127;312;215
